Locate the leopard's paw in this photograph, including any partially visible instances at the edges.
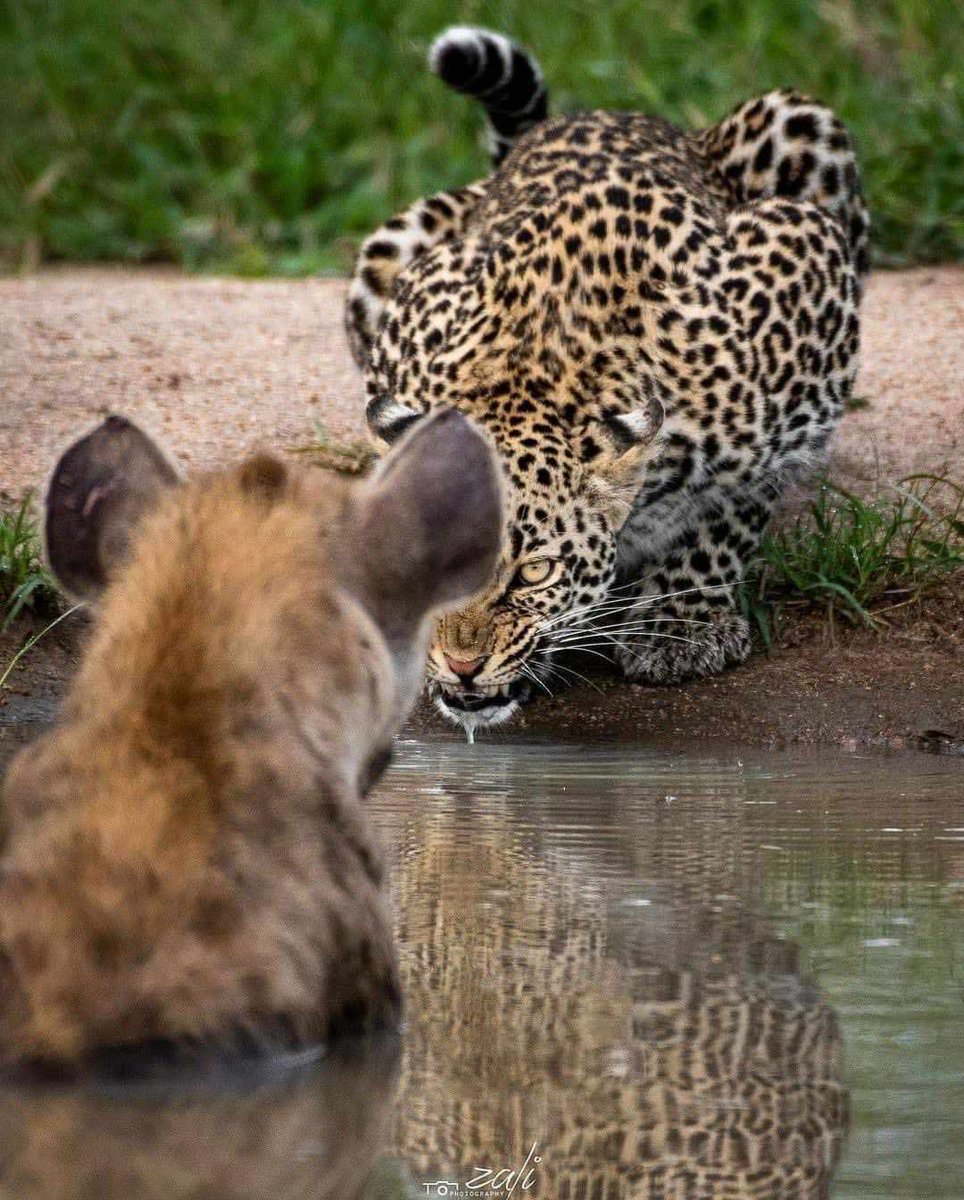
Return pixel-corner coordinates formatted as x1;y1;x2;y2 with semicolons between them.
614;611;751;685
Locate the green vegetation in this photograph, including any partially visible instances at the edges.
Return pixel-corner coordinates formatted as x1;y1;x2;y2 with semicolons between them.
292;420;376;476
747;473;964;639
2;0;961;274
0;496;57;630
0;497;65;692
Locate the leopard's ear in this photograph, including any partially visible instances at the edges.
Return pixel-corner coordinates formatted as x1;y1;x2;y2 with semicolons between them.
581;391;662;523
44;416;181;603
366;394;425;448
584;393;664;514
351;409;503;646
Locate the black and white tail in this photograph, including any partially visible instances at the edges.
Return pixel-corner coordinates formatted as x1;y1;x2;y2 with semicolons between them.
429;27;549;166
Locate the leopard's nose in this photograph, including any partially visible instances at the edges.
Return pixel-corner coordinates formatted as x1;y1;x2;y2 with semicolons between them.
444;654;486;683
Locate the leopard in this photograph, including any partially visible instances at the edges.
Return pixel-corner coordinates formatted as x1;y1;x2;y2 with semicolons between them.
346;25;868;739
0;408;501;1072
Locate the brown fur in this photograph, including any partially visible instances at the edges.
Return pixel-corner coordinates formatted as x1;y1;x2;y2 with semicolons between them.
0;411;501;1069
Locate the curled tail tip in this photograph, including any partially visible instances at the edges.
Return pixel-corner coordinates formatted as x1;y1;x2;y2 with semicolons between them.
428;27;548;165
428;26;514;88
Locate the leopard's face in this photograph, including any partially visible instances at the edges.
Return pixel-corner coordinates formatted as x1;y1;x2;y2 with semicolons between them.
426;458;622;736
366;240;666;738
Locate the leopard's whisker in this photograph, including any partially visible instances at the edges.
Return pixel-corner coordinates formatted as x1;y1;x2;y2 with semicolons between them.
539;599;647;633
632;582;738;607
544;631;701;650
539;580;739;634
547;619;713;645
535;658;606;694
537;583;659;630
539;644;614;666
518;662;554;696
550;616;714;639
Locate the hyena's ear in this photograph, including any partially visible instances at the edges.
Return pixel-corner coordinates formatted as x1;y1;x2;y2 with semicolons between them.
44;415;180;603
352;409;503;645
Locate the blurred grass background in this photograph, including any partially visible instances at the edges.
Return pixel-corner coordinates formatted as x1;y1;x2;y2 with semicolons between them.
2;0;961;276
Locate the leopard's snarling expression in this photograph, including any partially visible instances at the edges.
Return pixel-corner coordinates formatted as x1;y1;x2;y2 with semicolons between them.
427;459;621;735
369;250;664;737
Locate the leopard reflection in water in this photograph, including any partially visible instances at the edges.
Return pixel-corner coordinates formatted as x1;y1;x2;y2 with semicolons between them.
387;767;848;1199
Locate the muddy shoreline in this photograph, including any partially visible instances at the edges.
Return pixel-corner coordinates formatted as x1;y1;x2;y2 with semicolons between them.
2;585;962;771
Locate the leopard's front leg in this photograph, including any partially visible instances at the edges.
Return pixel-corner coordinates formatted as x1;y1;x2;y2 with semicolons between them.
612;493;770;685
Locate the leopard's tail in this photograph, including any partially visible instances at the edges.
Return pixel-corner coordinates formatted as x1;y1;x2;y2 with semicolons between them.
428;27;548;166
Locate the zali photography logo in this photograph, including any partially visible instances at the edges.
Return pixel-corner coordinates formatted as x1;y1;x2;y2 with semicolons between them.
422;1143;543;1196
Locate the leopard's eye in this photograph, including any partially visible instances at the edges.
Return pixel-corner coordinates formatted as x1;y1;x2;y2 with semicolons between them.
515;559;555;588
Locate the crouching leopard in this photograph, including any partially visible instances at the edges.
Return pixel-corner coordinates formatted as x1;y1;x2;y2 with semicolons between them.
347;26;868;738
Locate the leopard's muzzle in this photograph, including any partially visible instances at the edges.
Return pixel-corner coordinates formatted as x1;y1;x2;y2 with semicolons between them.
431;674;534;740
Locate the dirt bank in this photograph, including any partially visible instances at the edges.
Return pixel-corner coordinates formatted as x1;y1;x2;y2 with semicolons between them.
410;583;964;751
2;267;963;763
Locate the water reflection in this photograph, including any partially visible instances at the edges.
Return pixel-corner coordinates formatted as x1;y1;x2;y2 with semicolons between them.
0;1035;401;1200
0;743;960;1199
377;743;964;1199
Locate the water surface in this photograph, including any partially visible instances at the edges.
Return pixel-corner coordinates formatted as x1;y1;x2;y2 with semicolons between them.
374;741;964;1200
0;742;960;1199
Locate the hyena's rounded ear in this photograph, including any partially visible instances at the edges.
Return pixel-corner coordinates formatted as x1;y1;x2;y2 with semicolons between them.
351;409;504;647
44;415;181;603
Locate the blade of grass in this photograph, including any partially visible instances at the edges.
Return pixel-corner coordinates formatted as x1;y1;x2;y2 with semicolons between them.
0;605;81;693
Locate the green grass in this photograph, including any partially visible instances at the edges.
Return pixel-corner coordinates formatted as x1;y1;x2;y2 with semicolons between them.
0;496;57;630
746;473;964;641
292;420;377;476
1;0;961;274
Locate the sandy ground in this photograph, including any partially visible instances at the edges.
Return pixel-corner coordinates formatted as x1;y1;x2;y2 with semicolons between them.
3;266;964;498
2;266;963;759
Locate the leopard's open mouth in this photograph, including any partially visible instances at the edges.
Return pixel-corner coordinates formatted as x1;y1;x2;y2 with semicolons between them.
436;676;531;714
431;676;532;739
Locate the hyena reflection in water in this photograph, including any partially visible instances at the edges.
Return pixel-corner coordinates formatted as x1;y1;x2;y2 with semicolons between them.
0;409;501;1072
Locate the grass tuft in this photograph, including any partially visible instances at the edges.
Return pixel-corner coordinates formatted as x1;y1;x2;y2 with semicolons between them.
0;497;58;630
746;473;964;642
291;420;377;477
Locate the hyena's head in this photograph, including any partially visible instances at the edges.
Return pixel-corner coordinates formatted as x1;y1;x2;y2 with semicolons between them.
34;409;502;802
0;409;501;1067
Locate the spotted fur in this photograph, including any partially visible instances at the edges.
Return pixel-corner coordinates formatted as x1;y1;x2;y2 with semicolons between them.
347;27;867;735
0;411;501;1070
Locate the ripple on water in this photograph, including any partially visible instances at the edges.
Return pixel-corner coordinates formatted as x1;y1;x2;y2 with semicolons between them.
373;741;964;1200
